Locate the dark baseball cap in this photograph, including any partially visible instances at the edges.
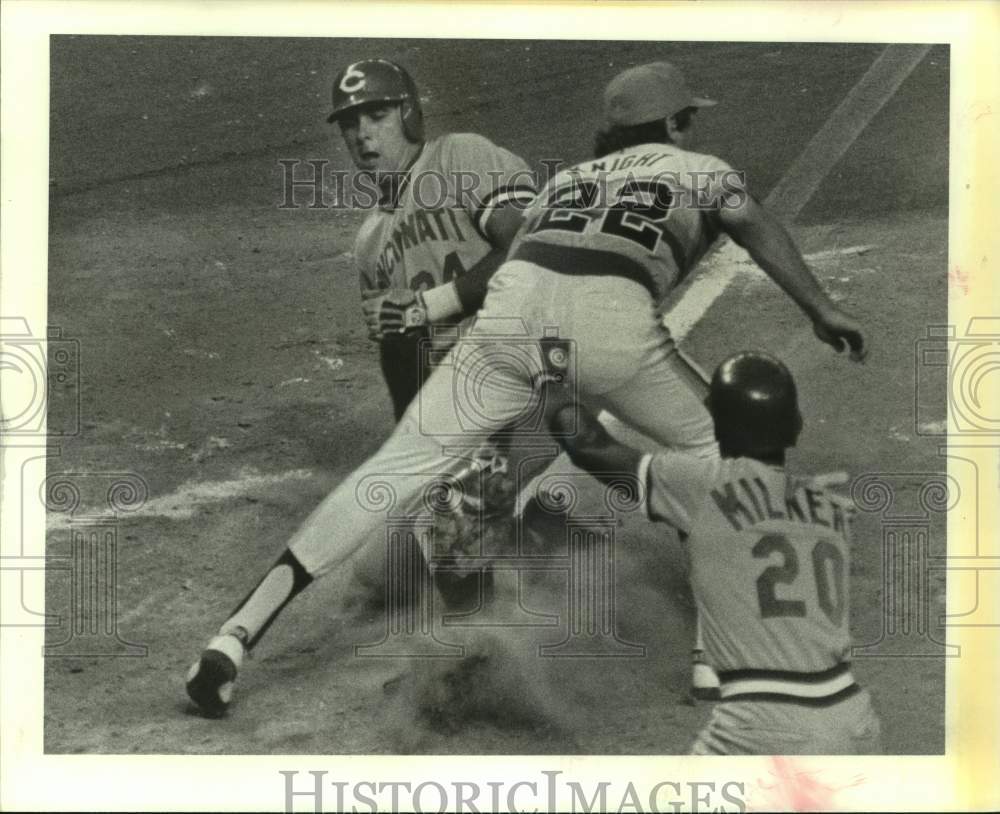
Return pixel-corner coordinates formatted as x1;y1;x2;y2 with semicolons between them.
603;61;717;127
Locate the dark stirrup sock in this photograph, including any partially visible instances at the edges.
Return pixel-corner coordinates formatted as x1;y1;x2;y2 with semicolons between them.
219;548;314;651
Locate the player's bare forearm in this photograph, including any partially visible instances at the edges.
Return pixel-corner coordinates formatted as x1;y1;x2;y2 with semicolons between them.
719;197;831;321
549;401;644;486
719;196;868;360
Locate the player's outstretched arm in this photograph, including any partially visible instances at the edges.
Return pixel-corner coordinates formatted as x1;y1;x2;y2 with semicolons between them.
718;195;867;362
549;399;644;485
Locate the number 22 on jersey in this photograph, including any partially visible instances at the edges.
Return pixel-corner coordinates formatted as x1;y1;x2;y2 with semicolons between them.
529;178;674;251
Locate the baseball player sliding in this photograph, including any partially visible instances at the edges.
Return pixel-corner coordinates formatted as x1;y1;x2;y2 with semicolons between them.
328;59;542;612
550;351;883;754
186;60;867;719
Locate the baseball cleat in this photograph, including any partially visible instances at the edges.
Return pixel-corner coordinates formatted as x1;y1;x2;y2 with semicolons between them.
185;631;246;718
690;649;721;701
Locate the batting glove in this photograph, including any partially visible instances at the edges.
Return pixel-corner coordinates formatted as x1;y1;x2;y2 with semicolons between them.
361;288;428;340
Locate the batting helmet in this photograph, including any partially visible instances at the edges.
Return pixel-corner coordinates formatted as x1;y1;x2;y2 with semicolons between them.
326;59;424;142
706;351;803;456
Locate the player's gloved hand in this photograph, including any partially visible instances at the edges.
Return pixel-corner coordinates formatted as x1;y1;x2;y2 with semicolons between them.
361;288;428;341
812;306;868;363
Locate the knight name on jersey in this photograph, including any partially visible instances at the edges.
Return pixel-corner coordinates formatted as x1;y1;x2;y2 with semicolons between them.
588;150;675;173
711;477;851;534
373;208;469;282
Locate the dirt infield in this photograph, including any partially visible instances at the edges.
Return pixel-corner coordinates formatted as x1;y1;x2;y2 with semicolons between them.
44;38;948;754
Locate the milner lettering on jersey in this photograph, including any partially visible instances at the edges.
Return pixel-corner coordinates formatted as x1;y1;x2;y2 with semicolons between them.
373;208;468;282
711;477;848;533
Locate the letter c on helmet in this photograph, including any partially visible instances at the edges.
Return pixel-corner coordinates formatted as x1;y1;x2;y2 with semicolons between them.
339;65;367;94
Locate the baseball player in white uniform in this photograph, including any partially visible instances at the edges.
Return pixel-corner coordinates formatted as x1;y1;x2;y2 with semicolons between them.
549;351;883;754
186;61;867;718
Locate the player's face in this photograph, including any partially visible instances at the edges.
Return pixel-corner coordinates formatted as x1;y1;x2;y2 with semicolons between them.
337;103;418;174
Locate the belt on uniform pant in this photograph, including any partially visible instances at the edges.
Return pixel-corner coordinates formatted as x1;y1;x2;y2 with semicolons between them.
510;241;659;300
718;662;861;707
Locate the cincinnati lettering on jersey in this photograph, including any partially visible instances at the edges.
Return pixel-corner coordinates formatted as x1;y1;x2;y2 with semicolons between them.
711;478;849;533
373;208;468;282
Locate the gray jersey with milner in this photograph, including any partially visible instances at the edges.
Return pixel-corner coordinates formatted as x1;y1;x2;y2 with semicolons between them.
640;452;854;673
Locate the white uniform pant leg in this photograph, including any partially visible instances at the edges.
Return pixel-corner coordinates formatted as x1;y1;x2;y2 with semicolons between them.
288;329;541;578
555;274;716;459
595;327;718;459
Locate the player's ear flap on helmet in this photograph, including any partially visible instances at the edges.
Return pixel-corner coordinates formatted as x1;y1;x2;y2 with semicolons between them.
399;98;424;143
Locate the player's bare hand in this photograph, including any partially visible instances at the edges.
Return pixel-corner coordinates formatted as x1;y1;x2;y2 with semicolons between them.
361;288;427;340
813;307;868;363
